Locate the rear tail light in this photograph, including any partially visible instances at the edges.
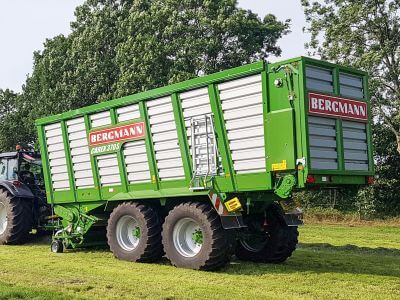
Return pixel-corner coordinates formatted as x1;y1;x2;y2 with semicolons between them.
367;176;375;185
306;175;316;183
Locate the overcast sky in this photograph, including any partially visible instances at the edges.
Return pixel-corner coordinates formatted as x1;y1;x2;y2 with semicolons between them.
0;0;309;92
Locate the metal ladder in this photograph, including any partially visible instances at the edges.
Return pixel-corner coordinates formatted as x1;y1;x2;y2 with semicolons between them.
189;114;218;190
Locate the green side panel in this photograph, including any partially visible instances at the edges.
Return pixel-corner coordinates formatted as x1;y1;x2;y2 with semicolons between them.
235;173;270;191
101;186;125;200
294;60;307;188
37;125;54;204
53;190;76;203
266;60;300;180
75;187;99;201
309;174;367;185
139;101;159;190
208;84;236;191
83;115;102;201
265;109;296;172
336;119;345;171
159;179;188;192
127;182;157;198
261;70;273;190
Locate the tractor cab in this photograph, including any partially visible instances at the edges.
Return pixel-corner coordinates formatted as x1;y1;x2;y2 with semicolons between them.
0;150;44;190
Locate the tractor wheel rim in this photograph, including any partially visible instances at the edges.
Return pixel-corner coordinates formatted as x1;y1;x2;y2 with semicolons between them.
0;203;7;235
116;215;141;251
173;217;203;258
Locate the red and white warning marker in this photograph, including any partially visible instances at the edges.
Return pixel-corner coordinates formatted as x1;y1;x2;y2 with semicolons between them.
208;190;227;215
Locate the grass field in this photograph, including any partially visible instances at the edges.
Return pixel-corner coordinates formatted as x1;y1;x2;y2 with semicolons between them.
0;224;399;300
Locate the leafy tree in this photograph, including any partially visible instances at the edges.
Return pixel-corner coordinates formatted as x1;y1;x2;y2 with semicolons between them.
302;0;400;216
0;89;31;151
114;0;290;96
302;0;400;153
17;0;289;144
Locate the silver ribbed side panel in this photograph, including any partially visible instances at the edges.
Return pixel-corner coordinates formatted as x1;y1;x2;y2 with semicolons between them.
343;120;368;170
306;66;334;93
308;116;338;170
218;74;266;174
147;97;184;181
45;123;70;191
116;104;140;122
180;88;221;175
66;118;94;189
340;73;364;99
97;154;121;186
90;111;112;128
123;140;151;184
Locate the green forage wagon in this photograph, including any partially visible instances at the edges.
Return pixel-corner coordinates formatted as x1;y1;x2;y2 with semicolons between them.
0;56;374;270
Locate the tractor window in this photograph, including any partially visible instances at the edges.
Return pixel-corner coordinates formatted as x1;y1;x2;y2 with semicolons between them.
7;159;18;180
0;159;6;180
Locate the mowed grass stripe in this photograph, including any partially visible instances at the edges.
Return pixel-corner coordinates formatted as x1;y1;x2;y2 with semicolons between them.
0;224;399;300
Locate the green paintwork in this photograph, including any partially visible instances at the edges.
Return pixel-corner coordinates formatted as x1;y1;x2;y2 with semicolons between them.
274;174;297;199
132;227;141;239
83;114;102;201
208;84;236;191
265;108;296;172
36;56;374;246
60;121;76;203
192;229;203;245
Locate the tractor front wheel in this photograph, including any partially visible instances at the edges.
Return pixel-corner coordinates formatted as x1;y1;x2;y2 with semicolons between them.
0;190;32;245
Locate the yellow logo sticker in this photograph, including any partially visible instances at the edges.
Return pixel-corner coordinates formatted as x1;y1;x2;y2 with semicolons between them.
272;160;287;171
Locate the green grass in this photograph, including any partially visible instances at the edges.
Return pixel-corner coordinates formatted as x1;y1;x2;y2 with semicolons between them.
0;224;399;300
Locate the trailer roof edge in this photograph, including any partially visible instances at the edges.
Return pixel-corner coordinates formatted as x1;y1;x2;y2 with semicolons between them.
36;60;265;126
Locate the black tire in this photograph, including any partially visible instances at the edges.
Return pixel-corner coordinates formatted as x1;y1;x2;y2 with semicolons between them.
107;202;163;263
162;202;232;271
51;240;64;253
0;190;32;245
235;203;299;263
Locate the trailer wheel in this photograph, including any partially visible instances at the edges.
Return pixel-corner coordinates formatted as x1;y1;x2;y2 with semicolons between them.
107;202;163;263
0;190;32;245
51;240;64;253
162;202;232;270
235;203;298;263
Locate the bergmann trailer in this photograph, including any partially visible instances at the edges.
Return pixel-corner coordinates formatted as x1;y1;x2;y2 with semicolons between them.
31;56;373;270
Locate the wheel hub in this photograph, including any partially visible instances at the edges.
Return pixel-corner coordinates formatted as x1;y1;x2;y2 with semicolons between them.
116;216;141;251
173;218;203;258
0;202;7;235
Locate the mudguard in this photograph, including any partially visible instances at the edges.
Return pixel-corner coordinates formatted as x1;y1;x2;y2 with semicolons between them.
0;180;34;199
